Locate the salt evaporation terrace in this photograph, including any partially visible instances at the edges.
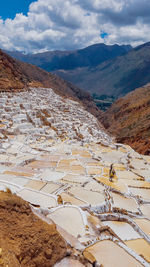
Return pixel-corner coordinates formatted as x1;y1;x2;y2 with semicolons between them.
0;87;150;266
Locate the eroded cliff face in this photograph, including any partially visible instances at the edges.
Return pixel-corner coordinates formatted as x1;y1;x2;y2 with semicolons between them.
101;84;150;155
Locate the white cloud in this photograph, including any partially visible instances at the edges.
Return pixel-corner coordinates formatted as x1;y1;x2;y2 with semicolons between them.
0;0;150;53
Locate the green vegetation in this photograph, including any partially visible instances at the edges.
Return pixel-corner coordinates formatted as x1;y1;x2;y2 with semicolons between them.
92;94;115;111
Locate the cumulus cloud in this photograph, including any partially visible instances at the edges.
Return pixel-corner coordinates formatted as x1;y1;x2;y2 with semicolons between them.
0;0;150;53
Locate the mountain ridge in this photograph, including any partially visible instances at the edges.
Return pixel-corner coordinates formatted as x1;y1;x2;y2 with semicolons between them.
4;43;132;71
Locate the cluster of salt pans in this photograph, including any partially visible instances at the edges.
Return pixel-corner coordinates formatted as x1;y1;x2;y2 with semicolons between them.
0;87;150;267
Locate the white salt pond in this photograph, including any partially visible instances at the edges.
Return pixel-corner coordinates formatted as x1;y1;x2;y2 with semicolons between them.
48;206;86;238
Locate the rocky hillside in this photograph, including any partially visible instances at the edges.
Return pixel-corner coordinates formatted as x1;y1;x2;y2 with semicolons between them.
0;49;102;121
0;191;66;267
0;49;29;90
55;42;150;98
101;84;150;155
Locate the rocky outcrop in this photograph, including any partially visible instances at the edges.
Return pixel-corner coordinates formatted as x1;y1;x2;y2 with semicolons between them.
101;84;150;155
0;191;66;267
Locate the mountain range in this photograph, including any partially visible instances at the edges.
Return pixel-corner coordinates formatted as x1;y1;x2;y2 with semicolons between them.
55;42;150;98
5;43;131;71
6;42;150;99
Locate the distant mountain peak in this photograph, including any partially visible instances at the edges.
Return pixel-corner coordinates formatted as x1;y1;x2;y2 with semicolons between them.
134;41;150;51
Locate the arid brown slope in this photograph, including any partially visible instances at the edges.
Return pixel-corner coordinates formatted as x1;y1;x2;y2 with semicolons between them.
0;191;66;267
102;84;150;155
0;50;29;90
0;49;102;121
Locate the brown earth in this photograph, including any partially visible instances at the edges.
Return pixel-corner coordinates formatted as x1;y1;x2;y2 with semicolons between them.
0;191;66;267
0;49;102;121
101;84;150;155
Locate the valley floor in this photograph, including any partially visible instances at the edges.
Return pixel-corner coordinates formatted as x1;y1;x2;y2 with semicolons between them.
0;88;150;266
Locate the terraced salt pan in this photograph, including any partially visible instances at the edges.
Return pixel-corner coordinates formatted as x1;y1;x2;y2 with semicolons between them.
56;164;86;175
57;159;77;167
0;174;28;187
7;155;36;165
93;146;115;155
134;219;150;237
83;240;143;267
54;258;85;267
69;186;105;205
84;159;103;167
102;221;140;240
72;149;91;158
134;170;150;180
84;180;105;193
140;204;150;219
121;179;150;188
95;177;128;194
48;206;86;238
0;165;9;173
24;180;46;190
41;183;62;194
130;159;149;170
130;188;150;200
111;192;138;213
60;192;86;206
143;155;150;164
56;165;74;172
116;170;140;180
70;164;86;175
61;174;88;184
4;166;36;177
7;142;23;154
0;154;11;163
87;213;103;228
18;189;57;208
113;163;126;171
40;170;65;182
102;166;111;177
125;239;150;263
98;150;125;163
27;160;57;168
1;88;150;265
87;167;102;175
37;154;61;162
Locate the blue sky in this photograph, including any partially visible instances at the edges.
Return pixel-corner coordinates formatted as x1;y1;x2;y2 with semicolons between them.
0;0;150;53
0;0;35;20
